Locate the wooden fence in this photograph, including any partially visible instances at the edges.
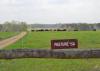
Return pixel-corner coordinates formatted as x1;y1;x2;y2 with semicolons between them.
0;49;100;59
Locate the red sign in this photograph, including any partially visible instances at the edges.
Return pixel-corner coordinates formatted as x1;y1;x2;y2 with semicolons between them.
51;39;78;49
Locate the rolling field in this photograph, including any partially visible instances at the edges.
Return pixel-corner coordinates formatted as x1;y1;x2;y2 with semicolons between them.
1;31;100;71
0;32;18;40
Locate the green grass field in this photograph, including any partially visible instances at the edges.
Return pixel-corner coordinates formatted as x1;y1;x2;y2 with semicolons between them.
0;32;18;40
6;31;100;49
1;31;100;71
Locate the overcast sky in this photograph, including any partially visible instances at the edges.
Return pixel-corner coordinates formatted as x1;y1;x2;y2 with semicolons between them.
0;0;100;24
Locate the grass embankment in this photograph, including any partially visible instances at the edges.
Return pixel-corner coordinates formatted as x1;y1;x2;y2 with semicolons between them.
1;31;100;71
0;32;19;40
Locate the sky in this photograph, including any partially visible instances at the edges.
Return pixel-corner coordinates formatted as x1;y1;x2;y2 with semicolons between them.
0;0;100;24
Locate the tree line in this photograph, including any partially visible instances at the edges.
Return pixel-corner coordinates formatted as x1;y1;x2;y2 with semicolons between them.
30;23;100;31
0;21;100;32
61;23;100;31
0;21;27;32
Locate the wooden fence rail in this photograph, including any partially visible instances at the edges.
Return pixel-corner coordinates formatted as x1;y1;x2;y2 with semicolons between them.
0;49;100;59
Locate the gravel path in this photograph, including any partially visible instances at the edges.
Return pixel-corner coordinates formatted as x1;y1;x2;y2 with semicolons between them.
0;32;27;49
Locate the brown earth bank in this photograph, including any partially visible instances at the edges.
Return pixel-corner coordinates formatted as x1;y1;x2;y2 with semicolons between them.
0;32;27;49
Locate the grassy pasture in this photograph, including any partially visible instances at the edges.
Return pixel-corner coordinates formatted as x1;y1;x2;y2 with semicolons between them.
0;58;100;71
0;32;18;40
1;31;100;71
6;31;100;49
